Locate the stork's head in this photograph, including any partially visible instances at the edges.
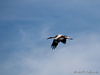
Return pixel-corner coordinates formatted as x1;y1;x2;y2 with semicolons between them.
65;36;73;40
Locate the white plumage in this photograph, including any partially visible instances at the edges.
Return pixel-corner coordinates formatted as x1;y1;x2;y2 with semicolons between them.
55;34;62;39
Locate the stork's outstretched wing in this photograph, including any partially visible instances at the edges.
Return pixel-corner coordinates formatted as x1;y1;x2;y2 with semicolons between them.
61;38;66;44
51;40;60;50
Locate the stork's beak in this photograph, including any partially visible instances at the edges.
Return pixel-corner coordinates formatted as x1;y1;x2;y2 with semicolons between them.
69;38;73;40
67;37;73;40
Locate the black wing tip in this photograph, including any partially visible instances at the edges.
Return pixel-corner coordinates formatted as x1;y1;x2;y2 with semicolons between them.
63;42;66;44
51;46;56;50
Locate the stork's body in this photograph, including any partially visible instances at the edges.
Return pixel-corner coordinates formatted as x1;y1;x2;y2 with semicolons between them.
47;34;73;50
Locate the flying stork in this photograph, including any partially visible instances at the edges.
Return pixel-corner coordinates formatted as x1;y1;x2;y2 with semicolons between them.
47;34;73;50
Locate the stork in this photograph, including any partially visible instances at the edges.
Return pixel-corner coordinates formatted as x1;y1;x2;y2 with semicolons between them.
47;34;73;50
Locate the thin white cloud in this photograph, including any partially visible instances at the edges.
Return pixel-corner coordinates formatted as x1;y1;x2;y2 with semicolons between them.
2;33;98;75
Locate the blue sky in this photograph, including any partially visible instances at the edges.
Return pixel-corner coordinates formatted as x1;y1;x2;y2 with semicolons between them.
0;0;100;75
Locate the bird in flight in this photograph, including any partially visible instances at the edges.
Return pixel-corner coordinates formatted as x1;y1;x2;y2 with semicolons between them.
47;34;73;50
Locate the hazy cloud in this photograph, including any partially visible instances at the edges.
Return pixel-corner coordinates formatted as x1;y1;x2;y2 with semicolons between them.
0;32;100;75
0;0;100;75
